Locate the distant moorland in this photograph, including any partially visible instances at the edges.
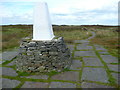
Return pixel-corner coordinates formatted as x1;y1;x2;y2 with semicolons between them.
0;25;119;59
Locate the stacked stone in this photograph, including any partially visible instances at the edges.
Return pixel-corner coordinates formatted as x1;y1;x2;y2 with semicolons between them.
15;37;72;72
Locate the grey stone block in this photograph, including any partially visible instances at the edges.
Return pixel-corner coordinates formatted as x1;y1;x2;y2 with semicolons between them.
51;71;79;81
2;67;18;76
107;64;119;72
21;75;49;80
49;82;76;88
98;51;109;55
81;82;115;88
21;81;49;88
94;45;107;51
74;51;96;57
76;44;93;50
74;40;89;43
2;50;18;61
82;67;108;83
2;78;20;88
101;55;118;63
70;60;82;70
83;57;103;66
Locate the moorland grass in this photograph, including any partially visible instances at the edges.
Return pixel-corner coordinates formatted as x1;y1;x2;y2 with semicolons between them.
90;28;119;60
1;25;92;52
1;25;118;60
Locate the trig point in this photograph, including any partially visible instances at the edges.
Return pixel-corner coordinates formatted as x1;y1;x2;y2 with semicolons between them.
33;2;55;40
16;2;72;73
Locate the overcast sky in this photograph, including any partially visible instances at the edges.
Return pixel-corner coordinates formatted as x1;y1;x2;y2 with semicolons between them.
0;0;119;25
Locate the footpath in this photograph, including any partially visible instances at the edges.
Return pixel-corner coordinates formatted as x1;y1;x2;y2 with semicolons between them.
0;32;119;88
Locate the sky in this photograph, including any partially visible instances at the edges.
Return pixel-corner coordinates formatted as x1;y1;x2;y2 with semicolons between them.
0;0;119;25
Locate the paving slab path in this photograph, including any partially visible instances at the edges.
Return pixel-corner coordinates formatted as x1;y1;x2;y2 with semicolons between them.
0;32;119;89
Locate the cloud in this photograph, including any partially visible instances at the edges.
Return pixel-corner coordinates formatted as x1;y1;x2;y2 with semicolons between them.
50;0;118;25
0;0;119;25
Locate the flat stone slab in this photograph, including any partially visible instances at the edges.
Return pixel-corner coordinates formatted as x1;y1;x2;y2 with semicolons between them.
2;67;18;76
49;82;76;88
0;53;1;60
21;75;49;80
107;64;119;72
2;50;18;61
0;78;2;89
111;73;119;84
2;78;20;88
83;57;103;66
101;55;118;63
94;45;107;51
0;67;1;76
74;51;96;57
81;82;115;88
67;45;74;52
82;67;108;83
74;40;89;43
70;60;82;70
21;81;49;88
76;44;93;50
98;51;109;55
51;71;79;81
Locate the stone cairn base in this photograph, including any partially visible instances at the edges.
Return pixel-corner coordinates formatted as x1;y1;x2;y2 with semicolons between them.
15;37;72;72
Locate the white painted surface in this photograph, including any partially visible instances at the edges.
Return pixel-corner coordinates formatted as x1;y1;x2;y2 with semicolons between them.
33;2;55;40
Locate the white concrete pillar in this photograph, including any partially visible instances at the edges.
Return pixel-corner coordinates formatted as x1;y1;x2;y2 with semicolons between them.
33;2;55;40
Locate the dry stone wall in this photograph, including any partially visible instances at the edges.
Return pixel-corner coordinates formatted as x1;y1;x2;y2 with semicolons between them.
15;37;72;72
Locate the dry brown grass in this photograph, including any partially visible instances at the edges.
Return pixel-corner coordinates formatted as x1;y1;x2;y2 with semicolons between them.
90;29;119;58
